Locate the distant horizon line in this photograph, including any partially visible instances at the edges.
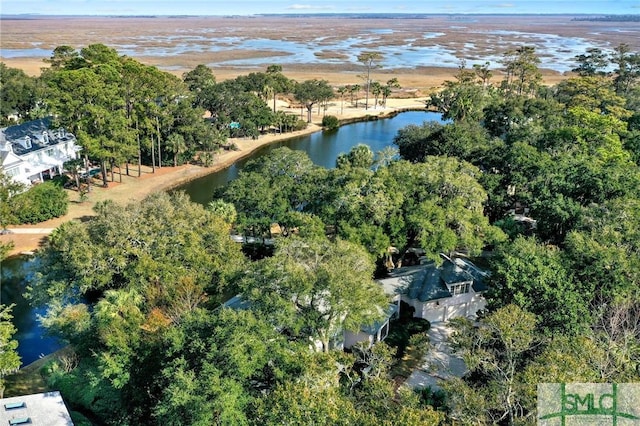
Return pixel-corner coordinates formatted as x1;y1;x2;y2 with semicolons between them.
2;12;639;18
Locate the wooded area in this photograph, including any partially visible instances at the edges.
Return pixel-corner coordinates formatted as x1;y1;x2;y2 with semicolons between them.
1;43;639;424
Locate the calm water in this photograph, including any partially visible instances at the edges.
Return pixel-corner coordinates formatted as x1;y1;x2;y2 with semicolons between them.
3;110;442;365
178;110;443;204
0;30;613;72
1;256;63;366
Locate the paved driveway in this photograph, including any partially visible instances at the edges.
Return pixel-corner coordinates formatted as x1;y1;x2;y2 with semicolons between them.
403;322;467;391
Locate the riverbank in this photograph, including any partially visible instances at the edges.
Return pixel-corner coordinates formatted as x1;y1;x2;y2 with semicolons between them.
1;98;429;256
3;346;75;397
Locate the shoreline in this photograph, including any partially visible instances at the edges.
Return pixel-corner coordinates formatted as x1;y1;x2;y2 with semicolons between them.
1;100;430;257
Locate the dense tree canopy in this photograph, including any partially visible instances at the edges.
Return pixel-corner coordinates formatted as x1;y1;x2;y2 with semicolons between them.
0;305;21;399
0;63;39;125
219;146;504;262
240;236;389;352
28;191;245;325
9;43;640;425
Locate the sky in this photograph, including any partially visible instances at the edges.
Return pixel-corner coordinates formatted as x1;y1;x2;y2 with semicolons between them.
1;0;639;16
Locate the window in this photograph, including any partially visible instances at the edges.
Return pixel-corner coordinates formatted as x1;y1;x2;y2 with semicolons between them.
379;321;389;341
6;167;20;177
4;401;25;410
451;282;470;295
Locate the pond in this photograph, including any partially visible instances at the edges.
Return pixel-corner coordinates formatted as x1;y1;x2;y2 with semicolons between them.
3;109;444;365
1;256;64;367
177;110;443;205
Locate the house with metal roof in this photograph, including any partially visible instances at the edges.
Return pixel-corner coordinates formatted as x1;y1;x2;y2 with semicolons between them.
378;254;488;323
0;118;81;187
0;391;74;426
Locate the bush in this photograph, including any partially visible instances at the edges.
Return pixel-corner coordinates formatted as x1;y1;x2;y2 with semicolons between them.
11;181;68;224
417;386;448;411
408;331;430;354
294;120;308;131
322;115;340;130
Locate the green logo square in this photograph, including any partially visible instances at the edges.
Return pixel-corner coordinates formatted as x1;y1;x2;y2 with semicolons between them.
538;383;640;425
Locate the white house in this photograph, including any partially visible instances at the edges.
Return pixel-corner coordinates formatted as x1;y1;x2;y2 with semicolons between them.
0;118;81;187
342;303;398;349
378;254;488;323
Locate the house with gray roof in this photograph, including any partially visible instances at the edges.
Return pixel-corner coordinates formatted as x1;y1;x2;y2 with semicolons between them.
343;302;399;349
0;391;74;426
378;254;488;323
221;295;399;351
0;118;81;187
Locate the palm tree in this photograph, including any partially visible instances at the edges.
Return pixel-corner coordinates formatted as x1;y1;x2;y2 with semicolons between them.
381;78;400;108
336;86;348;115
374;146;398;170
273;111;286;133
371;81;382;109
166;133;187;167
349;84;361;108
262;85;275;110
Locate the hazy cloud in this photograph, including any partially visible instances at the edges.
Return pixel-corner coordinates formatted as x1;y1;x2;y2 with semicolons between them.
1;0;637;15
288;4;335;10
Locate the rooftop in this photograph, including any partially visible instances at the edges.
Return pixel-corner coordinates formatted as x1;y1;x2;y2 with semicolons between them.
378;255;488;302
0;391;74;426
1;117;77;157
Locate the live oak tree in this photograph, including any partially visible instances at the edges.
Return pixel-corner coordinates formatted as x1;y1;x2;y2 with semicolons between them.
239;236;389;353
393;120;495;164
487;236;591;336
150;308;299;425
554;76;630;118
447;305;539;425
0;63;38;124
182;64;216;109
428;60;490;122
565;197;640;307
336;144;374;169
294;79;334;123
380;157;505;262
202;79;273;137
220;147;322;236
28;192;245;346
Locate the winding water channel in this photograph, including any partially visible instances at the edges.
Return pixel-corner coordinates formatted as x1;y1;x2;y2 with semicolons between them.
2;110;443;366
